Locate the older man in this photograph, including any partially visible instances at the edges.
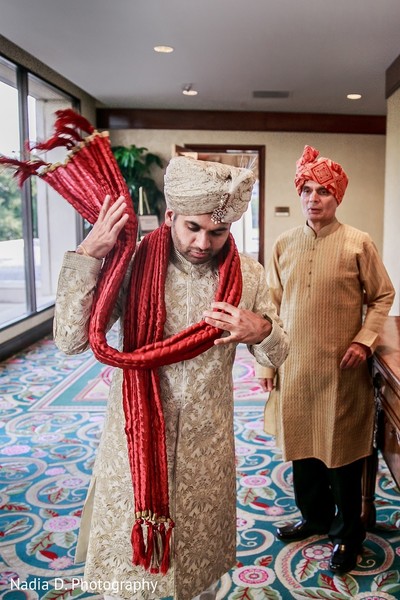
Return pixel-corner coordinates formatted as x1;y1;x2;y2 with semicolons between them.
258;145;394;574
54;156;289;600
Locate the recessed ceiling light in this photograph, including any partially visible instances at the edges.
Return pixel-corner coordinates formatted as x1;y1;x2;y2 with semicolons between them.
154;45;174;53
347;93;362;100
182;84;198;96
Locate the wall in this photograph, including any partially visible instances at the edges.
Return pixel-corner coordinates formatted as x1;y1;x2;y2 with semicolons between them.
383;89;400;315
110;128;386;265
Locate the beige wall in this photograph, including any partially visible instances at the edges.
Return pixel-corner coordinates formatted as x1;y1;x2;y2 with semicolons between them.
383;89;400;315
110;129;386;264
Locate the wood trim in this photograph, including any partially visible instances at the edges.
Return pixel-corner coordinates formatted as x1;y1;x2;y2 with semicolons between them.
258;145;265;266
386;53;400;99
96;108;386;135
181;144;266;265
374;316;400;394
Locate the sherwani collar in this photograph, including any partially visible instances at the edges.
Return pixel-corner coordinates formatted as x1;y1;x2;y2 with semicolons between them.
303;218;341;239
170;246;218;277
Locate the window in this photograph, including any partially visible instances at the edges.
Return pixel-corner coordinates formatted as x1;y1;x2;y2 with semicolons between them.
0;55;80;328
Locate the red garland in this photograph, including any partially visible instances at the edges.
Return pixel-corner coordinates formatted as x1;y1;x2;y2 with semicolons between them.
0;109;243;574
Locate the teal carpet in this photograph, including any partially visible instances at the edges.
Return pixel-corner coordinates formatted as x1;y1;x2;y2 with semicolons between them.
1;336;400;599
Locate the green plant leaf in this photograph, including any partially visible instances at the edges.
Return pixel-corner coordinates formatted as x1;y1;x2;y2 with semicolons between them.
111;144;164;217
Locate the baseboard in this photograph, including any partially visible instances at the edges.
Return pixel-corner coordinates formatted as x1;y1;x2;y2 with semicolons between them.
0;318;53;361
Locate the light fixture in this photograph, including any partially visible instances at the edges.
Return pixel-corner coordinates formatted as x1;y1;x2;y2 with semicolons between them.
153;45;174;53
347;93;362;100
182;84;198;96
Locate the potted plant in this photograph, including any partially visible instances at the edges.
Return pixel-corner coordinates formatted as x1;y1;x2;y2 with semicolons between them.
112;144;165;220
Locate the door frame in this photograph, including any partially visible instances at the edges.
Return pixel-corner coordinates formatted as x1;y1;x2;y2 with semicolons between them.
174;144;266;265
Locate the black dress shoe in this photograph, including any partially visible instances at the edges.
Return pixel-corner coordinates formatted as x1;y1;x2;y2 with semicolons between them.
329;543;361;574
276;520;327;542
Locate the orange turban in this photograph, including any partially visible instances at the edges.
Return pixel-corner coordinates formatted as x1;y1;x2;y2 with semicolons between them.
294;145;348;204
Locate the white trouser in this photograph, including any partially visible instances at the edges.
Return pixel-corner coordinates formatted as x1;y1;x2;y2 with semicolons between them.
104;581;218;600
192;581;219;600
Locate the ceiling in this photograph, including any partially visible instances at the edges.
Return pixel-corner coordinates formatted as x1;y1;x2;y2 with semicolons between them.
1;0;400;116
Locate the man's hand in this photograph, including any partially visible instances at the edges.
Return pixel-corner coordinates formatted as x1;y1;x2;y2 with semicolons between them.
79;195;129;259
340;342;370;370
258;378;275;392
203;301;272;346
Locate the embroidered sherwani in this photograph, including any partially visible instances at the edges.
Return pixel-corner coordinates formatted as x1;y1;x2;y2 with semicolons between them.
53;248;289;600
261;219;394;467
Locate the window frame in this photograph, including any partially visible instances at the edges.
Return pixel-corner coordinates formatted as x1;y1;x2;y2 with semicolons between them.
0;52;81;332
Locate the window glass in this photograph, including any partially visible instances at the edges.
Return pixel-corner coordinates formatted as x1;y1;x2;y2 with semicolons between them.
0;56;80;329
27;74;77;311
0;56;27;325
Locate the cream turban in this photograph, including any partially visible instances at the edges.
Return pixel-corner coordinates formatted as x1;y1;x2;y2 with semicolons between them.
164;156;256;223
294;145;349;204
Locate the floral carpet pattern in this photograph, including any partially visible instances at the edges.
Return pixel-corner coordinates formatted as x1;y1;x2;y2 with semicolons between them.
0;337;400;599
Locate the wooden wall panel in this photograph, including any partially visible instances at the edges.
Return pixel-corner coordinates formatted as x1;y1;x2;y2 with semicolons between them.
96;108;385;135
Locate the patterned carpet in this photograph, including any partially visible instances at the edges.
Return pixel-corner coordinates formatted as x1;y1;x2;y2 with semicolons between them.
1;335;400;600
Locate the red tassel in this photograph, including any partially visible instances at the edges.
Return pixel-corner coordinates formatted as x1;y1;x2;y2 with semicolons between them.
25;127;82;154
29;134;76;152
29;109;94;153
143;520;155;571
131;518;145;567
0;156;49;186
158;522;166;550
150;522;166;574
150;554;160;574
53;108;95;135
160;520;174;575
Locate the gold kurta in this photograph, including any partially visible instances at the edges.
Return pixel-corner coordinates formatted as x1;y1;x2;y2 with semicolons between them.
262;219;394;468
53;248;289;600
